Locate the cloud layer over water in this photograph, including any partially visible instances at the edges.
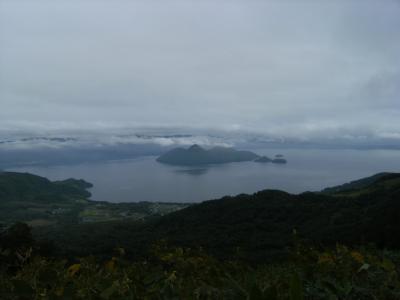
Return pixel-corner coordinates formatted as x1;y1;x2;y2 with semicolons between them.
1;0;400;143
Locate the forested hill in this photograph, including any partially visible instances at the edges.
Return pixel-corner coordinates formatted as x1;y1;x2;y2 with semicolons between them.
0;172;92;202
321;172;396;195
3;172;400;299
36;172;400;262
0;172;188;226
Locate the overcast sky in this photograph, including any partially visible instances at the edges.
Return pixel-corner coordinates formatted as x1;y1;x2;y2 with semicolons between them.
1;0;400;141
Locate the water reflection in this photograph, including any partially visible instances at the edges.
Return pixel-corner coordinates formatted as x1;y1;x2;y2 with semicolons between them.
175;168;209;176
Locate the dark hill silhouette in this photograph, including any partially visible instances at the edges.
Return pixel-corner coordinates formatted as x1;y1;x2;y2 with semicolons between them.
321;172;395;195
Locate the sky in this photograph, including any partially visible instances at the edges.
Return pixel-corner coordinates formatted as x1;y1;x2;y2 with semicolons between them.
1;0;400;143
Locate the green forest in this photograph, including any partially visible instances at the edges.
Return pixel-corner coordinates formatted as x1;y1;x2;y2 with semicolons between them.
1;172;400;299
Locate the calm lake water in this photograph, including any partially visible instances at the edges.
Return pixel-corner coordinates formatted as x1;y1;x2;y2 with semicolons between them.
9;149;400;203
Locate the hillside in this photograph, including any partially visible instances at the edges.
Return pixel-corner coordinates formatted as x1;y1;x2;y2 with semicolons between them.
35;172;400;263
0;171;92;201
0;172;188;226
321;172;393;195
3;172;400;299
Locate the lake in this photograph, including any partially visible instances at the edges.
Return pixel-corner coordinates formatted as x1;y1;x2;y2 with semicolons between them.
8;148;400;203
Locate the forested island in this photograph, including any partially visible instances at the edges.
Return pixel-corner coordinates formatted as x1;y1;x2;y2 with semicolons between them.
157;144;287;165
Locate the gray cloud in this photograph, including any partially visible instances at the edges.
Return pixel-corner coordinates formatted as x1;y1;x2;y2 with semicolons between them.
1;0;400;143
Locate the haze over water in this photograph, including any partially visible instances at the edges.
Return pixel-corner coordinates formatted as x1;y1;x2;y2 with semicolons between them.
9;149;400;203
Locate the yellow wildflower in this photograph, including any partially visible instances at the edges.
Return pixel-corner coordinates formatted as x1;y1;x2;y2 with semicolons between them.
67;264;81;277
318;253;334;265
351;251;364;264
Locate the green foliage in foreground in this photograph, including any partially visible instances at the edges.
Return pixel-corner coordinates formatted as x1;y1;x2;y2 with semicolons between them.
1;241;400;300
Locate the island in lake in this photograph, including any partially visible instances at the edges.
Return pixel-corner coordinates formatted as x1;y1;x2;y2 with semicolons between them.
255;156;287;164
156;144;287;166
